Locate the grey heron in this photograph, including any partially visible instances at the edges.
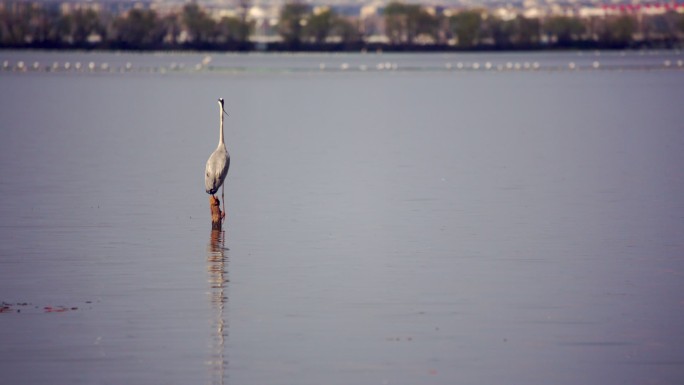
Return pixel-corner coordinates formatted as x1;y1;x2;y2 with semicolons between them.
205;98;230;217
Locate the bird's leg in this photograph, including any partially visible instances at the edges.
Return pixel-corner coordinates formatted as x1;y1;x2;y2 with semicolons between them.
221;185;226;220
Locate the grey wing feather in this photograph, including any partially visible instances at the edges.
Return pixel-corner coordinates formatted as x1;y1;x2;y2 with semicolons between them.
205;146;230;194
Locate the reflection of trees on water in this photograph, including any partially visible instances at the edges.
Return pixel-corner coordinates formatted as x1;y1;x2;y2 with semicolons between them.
208;228;229;385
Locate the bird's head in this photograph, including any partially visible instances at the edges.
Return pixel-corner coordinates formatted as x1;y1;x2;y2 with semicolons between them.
218;98;228;117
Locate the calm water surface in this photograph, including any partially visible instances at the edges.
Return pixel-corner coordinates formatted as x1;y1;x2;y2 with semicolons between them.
1;51;683;385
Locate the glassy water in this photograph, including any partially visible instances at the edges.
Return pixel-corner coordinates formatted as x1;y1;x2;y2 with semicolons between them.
1;51;683;385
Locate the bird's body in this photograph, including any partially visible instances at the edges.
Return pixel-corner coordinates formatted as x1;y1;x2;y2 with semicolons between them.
205;98;230;206
205;143;229;195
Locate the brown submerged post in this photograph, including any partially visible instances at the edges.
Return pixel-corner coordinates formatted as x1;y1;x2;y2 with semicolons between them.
209;195;224;229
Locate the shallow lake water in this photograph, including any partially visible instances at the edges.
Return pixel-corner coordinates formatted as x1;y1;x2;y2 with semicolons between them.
1;50;684;385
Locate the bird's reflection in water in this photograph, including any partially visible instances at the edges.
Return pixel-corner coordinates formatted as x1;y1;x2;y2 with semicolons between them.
207;228;229;385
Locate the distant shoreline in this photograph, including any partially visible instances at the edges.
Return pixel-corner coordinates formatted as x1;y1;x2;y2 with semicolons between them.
2;40;679;53
3;1;682;55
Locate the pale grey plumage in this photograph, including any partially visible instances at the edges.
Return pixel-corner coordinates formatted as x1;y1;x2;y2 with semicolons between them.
205;98;230;195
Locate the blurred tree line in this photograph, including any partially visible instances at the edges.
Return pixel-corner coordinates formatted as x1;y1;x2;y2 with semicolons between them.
1;0;683;50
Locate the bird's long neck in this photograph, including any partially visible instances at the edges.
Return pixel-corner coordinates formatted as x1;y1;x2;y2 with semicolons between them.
218;107;225;145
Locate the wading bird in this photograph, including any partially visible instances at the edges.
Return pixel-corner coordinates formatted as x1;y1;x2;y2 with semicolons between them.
205;98;230;217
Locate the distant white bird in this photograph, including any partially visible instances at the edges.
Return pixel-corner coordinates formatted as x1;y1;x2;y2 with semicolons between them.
205;98;230;215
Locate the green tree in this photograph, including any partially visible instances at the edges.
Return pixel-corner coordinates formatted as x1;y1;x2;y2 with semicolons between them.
236;0;253;45
383;1;408;44
159;13;181;45
383;2;437;44
544;16;585;46
487;17;516;47
55;12;73;43
602;15;636;46
278;2;310;46
517;16;540;46
642;12;681;44
182;2;216;44
486;15;540;48
0;3;65;45
71;8;104;44
29;7;62;44
410;6;439;43
215;16;243;44
113;9;164;48
335;18;363;45
449;10;482;48
0;3;32;44
305;8;335;44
